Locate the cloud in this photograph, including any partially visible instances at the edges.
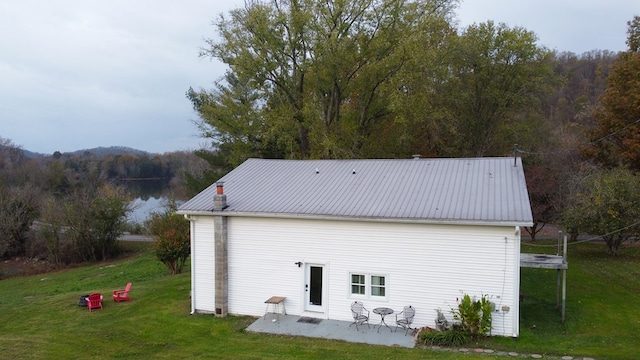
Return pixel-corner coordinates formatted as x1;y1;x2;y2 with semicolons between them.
0;0;636;154
0;0;237;154
456;0;636;53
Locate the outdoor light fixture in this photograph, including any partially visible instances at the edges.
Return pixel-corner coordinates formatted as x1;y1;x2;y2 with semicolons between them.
294;262;302;268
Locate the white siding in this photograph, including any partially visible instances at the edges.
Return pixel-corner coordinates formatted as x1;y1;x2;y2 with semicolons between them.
192;216;216;313
223;217;520;337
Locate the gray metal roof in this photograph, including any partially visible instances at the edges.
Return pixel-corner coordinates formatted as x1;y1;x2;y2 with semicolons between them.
178;157;533;225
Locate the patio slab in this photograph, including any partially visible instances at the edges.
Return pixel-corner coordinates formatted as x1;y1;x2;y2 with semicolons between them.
246;314;416;348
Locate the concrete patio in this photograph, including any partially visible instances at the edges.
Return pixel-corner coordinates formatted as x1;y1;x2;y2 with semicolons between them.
246;314;416;348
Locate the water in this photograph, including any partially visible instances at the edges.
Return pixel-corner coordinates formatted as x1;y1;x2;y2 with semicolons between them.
120;179;174;224
127;197;168;224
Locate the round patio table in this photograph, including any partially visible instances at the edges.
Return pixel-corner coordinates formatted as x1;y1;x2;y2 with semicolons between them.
373;307;394;332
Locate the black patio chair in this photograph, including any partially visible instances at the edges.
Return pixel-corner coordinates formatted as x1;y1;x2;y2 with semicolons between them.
395;305;415;335
349;301;370;330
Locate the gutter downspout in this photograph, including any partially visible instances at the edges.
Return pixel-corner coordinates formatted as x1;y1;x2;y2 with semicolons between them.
513;226;521;338
184;214;196;315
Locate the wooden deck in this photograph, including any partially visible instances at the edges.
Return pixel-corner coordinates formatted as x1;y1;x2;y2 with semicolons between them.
520;234;569;323
520;253;568;269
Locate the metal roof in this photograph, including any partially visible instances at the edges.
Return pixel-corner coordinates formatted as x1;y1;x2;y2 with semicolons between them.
178;157;533;226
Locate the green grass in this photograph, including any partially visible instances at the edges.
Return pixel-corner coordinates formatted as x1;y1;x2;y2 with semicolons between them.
1;241;638;359
477;240;640;360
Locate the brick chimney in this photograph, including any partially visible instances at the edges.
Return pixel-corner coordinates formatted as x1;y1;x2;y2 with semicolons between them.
213;181;227;211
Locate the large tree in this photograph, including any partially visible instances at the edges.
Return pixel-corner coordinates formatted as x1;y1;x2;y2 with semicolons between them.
189;0;457;162
433;21;555;157
0;185;40;258
582;16;640;170
524;165;561;241
561;168;640;256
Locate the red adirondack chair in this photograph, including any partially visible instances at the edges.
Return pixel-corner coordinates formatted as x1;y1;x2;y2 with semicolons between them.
87;293;103;312
113;282;132;302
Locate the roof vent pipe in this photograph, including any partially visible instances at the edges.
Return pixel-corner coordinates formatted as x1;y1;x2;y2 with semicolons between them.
213;181;227;211
412;154;421;159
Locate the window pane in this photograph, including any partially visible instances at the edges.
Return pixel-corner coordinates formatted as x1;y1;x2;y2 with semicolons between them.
371;275;386;297
351;274;365;295
371;286;385;296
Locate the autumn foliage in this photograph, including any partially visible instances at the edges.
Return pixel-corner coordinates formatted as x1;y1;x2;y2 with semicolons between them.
148;201;190;274
583;17;640;170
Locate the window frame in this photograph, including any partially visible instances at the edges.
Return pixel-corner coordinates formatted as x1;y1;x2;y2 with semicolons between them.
348;272;388;300
350;274;366;296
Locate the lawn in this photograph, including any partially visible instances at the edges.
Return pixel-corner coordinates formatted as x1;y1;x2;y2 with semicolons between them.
0;241;638;359
479;240;640;360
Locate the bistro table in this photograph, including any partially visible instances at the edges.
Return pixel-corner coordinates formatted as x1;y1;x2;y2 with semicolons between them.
373;307;394;333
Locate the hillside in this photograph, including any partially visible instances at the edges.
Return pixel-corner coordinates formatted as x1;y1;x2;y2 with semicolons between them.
22;146;150;158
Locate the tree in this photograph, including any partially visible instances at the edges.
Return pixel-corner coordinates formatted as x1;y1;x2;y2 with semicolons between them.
0;185;40;258
148;200;190;274
583;16;640;170
524;165;561;241
627;15;640;53
61;184;130;262
190;0;457;161
561;168;640;256
181;147;234;197
433;21;555;157
0;137;28;186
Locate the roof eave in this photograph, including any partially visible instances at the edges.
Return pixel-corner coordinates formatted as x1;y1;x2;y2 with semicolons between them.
177;210;533;227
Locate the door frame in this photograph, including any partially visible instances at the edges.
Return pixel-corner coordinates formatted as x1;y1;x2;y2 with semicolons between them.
304;262;327;313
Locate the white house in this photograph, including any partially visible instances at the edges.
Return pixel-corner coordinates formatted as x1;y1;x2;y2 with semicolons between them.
177;157;533;337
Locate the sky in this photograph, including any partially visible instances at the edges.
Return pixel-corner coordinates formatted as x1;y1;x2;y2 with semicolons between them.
1;0;638;155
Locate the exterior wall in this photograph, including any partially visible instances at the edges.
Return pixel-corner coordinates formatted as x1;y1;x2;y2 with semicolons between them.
192;216;216;313
211;216;521;337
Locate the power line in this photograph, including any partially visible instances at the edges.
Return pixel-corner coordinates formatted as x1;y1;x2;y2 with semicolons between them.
585;117;640;146
515;118;640;156
522;218;640;248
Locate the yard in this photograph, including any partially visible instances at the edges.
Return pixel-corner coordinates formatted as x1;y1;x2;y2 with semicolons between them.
0;240;637;359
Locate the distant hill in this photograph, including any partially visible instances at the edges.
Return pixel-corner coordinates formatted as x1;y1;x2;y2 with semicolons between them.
21;149;45;159
65;146;150;157
22;146;151;158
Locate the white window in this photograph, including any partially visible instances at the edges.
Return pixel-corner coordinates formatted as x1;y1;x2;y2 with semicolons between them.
349;273;387;299
371;275;386;297
351;274;366;295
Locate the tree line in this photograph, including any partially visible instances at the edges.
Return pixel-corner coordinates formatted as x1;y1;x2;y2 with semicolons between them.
187;1;640;255
0;140;206;265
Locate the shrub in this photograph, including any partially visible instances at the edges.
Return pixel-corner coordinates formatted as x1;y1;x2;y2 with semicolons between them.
418;325;471;347
452;294;493;337
147;200;190;274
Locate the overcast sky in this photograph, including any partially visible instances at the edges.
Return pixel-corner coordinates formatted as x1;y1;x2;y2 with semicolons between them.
1;0;638;155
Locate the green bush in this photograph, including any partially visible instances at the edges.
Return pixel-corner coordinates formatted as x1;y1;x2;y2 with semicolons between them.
418;325;471;347
147;200;190;274
452;294;493;337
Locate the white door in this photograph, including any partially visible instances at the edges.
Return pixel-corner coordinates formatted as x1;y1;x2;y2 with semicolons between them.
305;264;325;313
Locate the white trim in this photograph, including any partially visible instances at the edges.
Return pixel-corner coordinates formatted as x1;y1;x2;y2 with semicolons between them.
513;227;522;337
348;272;389;301
185;215;195;315
177;210;532;228
304;262;328;314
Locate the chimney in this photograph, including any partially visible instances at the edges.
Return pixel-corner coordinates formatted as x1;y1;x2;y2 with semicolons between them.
213;181;227;210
